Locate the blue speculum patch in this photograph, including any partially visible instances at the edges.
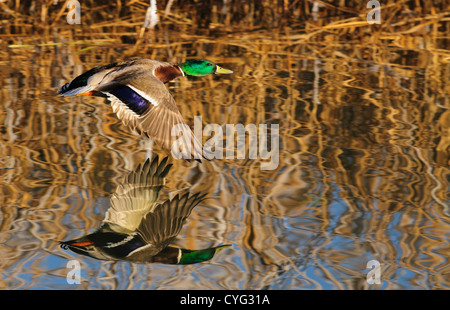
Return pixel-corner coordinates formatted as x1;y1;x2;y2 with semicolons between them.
109;86;150;115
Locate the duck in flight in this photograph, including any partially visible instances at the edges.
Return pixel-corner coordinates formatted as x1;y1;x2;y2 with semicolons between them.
57;59;233;161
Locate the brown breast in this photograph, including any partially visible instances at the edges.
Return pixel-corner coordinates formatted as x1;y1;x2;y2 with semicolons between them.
154;65;184;83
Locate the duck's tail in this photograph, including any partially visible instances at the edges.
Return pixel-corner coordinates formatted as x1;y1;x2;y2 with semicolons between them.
57;62;118;97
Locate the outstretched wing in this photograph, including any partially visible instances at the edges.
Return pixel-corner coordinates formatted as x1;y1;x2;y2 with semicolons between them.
101;71;209;161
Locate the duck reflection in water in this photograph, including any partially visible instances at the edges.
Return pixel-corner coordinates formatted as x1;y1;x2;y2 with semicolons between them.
60;156;229;264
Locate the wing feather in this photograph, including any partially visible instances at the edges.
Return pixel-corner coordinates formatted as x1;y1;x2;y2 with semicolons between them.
137;192;207;246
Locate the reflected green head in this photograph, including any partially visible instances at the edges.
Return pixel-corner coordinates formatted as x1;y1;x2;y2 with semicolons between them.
178;245;231;265
179;60;233;76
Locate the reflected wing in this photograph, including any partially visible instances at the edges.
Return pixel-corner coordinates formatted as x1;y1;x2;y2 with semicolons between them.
103;156;172;231
137;192;207;246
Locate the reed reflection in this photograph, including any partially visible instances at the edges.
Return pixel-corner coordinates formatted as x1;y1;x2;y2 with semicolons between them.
60;155;229;264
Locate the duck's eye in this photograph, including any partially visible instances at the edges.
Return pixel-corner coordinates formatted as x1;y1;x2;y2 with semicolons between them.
207;63;213;66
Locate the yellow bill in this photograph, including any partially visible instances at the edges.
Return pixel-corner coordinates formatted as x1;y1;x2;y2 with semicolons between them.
215;65;233;74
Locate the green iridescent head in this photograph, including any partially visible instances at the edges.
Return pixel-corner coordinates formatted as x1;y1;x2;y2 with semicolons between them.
179;59;233;77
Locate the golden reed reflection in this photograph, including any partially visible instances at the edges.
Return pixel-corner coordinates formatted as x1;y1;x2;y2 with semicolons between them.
0;0;448;289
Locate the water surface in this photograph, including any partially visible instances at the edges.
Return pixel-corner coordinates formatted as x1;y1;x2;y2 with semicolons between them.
0;1;449;290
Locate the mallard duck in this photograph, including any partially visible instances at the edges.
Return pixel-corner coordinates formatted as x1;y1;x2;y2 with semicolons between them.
60;156;229;264
57;59;233;161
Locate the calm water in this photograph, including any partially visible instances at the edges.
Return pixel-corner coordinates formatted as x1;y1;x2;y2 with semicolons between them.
0;2;449;290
